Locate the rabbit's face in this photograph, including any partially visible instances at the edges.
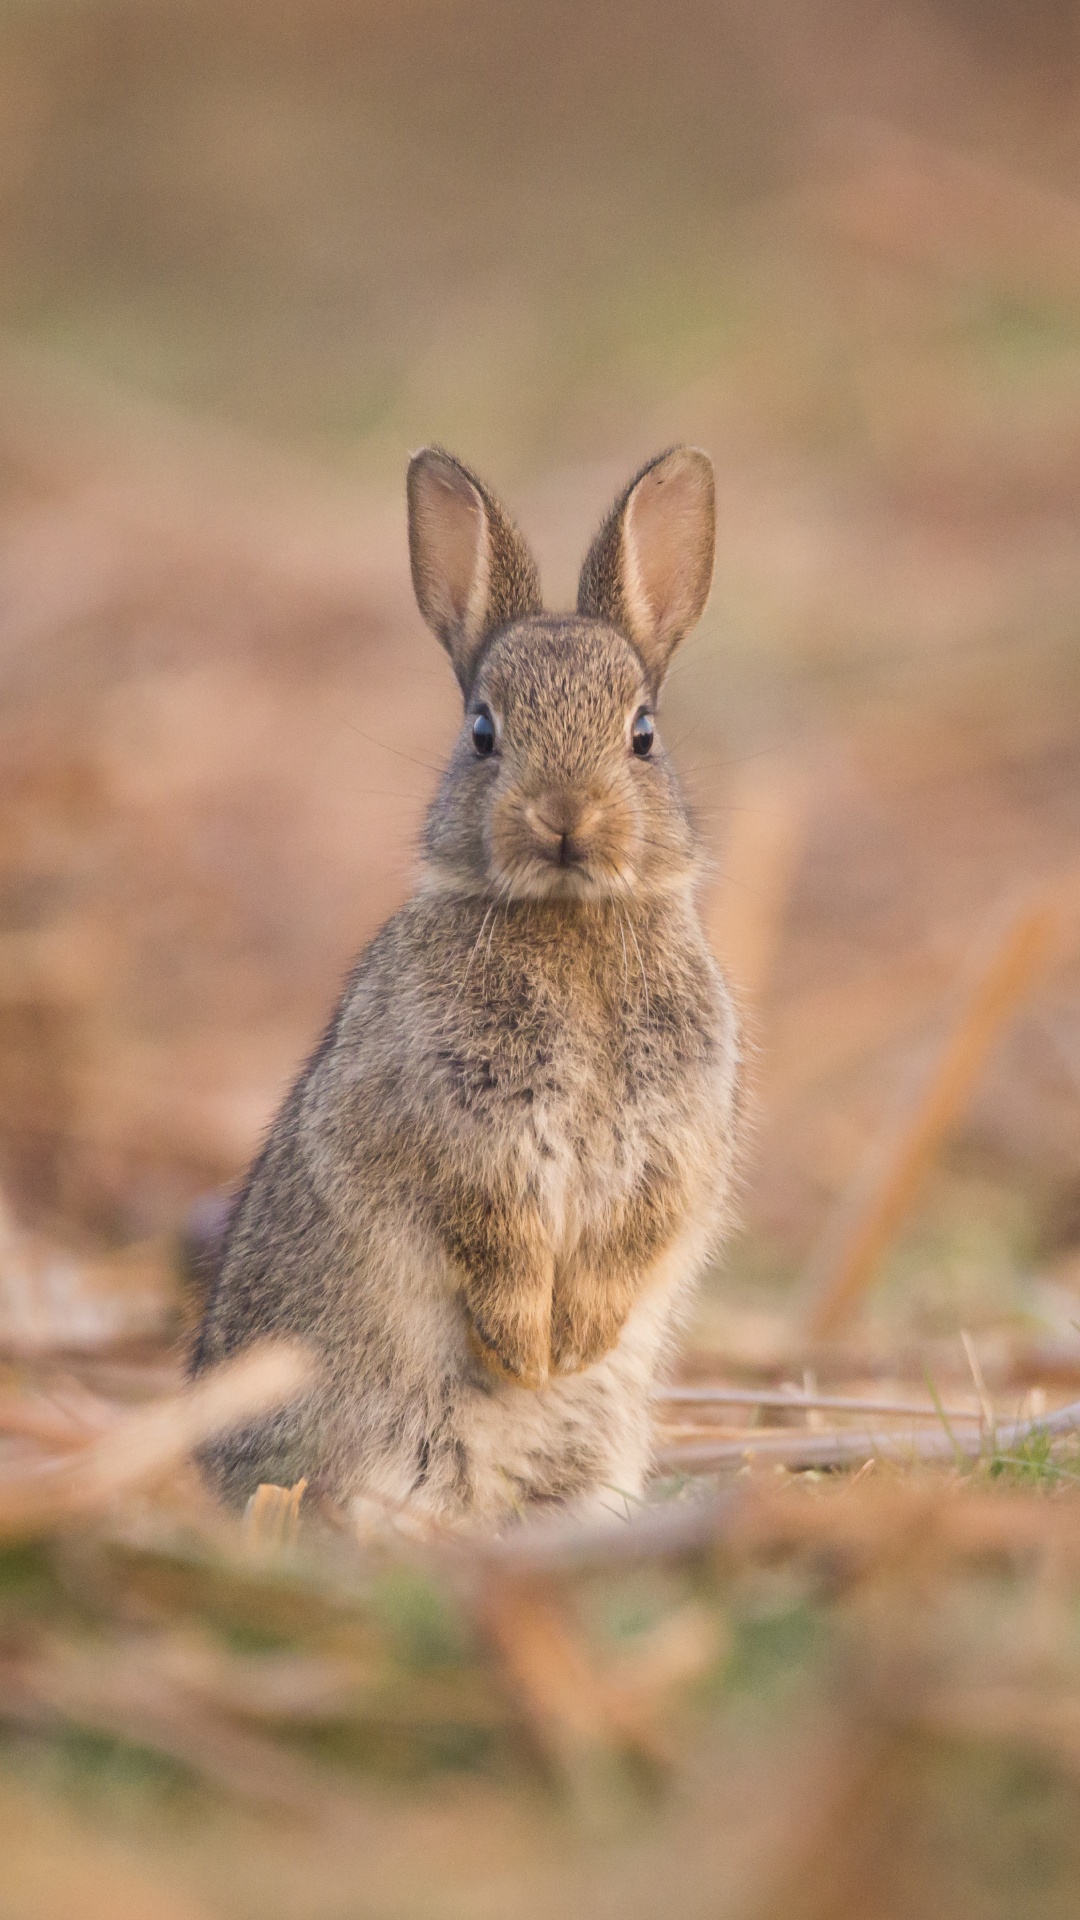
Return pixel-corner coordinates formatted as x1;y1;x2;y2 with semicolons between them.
408;444;715;903
426;617;694;901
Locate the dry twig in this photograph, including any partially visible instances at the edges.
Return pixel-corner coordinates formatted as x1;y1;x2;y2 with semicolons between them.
796;894;1058;1341
655;1391;1080;1473
0;1342;311;1539
658;1384;981;1420
477;1574;671;1783
0;1639;372;1831
243;1477;308;1550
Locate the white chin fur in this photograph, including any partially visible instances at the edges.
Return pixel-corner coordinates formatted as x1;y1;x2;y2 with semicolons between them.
494;861;638;904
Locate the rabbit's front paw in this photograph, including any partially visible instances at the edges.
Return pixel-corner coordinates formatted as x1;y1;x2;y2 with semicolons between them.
464;1297;550;1391
551;1268;633;1375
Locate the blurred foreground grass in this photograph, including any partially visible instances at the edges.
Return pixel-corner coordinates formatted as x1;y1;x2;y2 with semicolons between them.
8;1373;1080;1918
7;1356;1080;1920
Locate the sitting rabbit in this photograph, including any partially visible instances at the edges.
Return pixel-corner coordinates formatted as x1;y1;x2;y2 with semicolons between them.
193;446;741;1525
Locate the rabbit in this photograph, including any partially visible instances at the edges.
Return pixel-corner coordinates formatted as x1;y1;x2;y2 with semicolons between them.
192;444;742;1527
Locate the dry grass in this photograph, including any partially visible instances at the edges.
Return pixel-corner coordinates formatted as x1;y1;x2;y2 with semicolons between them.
6;1367;1080;1916
4;1;1080;1913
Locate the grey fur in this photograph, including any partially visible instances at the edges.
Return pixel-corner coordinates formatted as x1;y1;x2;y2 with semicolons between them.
193;447;741;1528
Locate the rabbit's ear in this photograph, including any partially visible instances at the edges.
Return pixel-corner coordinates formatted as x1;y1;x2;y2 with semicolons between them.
407;448;542;691
577;447;715;691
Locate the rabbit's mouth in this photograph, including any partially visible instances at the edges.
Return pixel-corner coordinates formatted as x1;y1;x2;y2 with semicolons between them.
525;801;597;873
502;854;635;901
488;791;640;901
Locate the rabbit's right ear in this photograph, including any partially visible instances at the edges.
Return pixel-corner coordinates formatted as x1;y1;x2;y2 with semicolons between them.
407;448;542;692
577;447;715;693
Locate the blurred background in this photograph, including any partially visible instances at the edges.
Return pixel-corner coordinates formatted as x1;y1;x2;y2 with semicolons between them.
3;0;1080;1282
4;5;1080;1914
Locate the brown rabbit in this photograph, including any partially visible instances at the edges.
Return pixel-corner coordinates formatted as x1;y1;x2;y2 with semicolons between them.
193;446;741;1525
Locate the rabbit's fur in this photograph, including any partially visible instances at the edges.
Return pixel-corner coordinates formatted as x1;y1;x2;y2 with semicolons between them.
193;446;741;1525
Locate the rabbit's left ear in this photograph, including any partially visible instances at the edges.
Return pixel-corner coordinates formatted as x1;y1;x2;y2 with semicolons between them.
407;447;542;693
577;447;715;692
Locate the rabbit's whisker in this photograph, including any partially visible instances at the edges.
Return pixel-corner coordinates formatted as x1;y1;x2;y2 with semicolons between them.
456;901;498;1002
479;878;515;998
342;721;447;780
615;904;631;1004
607;875;650;1029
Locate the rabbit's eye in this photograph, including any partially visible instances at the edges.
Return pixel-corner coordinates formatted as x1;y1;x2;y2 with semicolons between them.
631;709;655;757
471;707;496;757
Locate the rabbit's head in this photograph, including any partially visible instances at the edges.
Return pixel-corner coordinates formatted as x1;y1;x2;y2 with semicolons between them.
408;446;715;903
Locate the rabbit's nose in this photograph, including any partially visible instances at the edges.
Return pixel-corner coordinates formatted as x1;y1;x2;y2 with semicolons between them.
524;794;601;866
526;792;597;835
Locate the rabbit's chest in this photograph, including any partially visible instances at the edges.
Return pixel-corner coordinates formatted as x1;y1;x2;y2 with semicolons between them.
424;908;733;1249
475;994;706;1238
